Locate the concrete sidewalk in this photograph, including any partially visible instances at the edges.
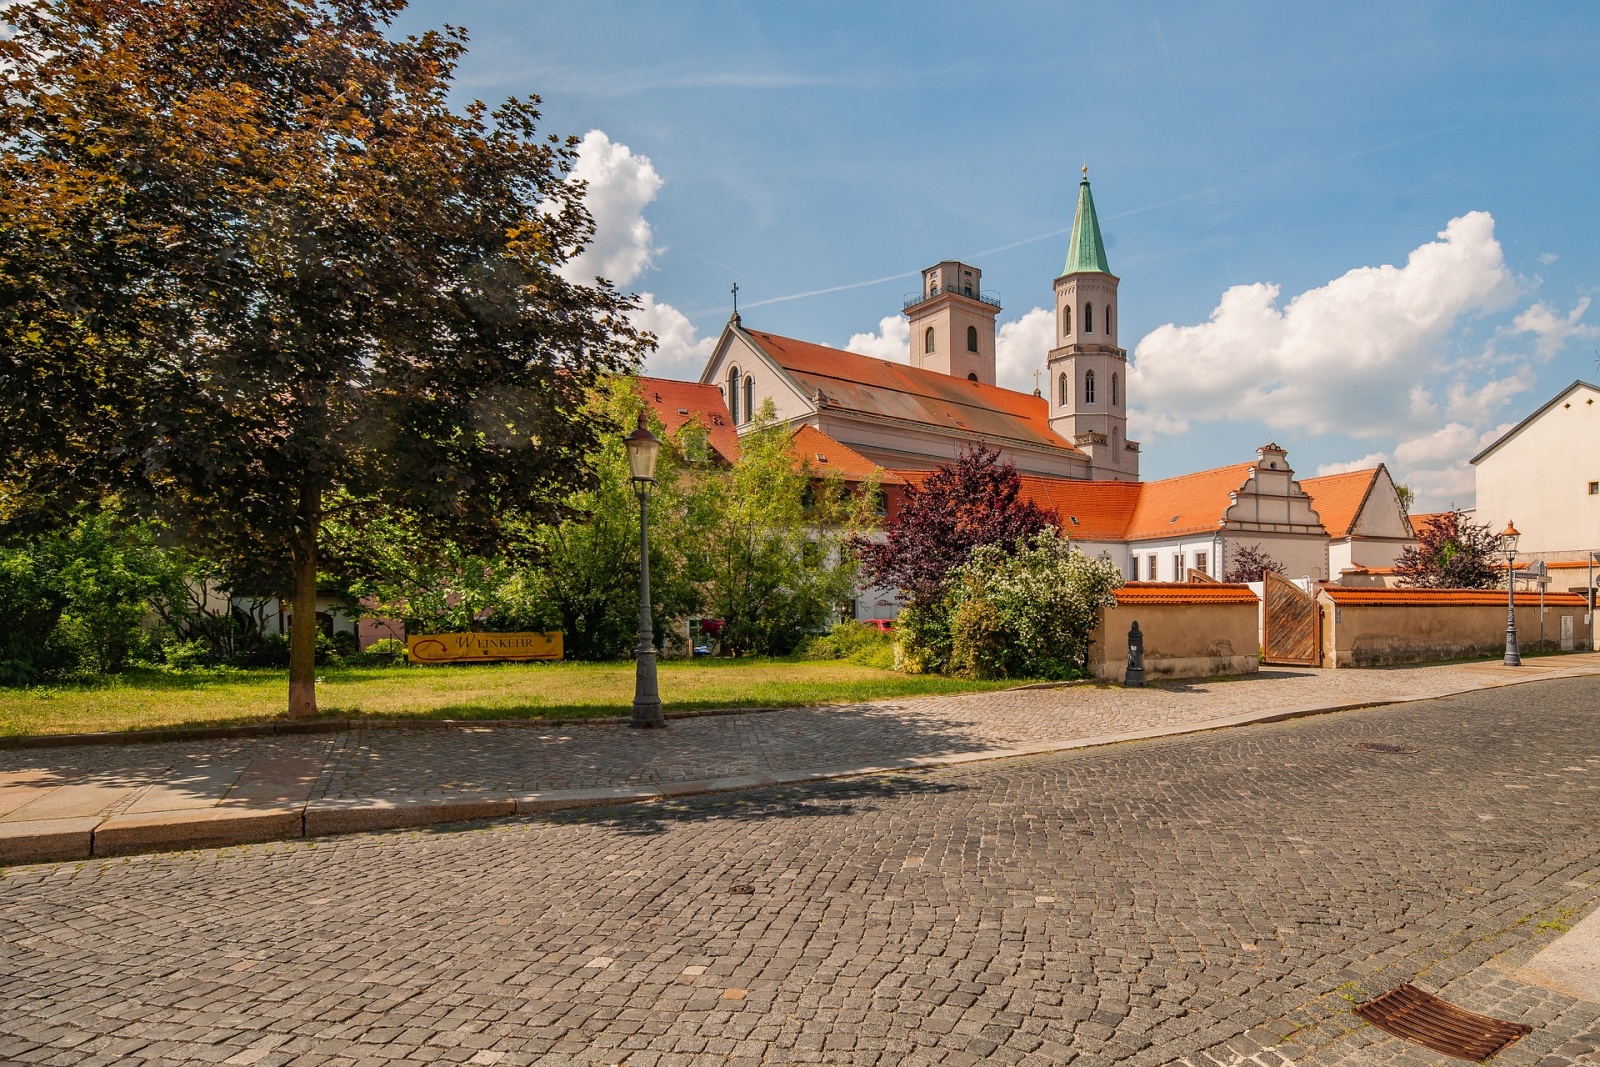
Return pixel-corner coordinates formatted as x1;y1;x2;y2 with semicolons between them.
3;653;1598;865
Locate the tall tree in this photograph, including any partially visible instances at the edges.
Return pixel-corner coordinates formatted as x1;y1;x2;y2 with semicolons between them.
0;0;645;715
855;444;1055;610
1395;510;1504;589
1223;543;1286;583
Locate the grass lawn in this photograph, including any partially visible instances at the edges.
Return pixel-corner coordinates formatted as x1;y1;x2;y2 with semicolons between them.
0;659;1028;738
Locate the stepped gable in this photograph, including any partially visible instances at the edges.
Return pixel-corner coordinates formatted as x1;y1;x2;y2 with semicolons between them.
743;329;1084;456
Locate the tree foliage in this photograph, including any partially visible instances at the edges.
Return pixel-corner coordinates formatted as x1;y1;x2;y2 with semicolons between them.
854;444;1055;610
1395;510;1504;589
1223;543;1286;583
698;405;875;657
0;0;646;714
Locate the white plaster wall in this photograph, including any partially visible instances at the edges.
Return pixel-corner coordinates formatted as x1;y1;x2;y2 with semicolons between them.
1128;536;1226;581
1474;383;1600;556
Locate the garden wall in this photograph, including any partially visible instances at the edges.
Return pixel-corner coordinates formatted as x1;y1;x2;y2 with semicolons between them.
1089;583;1261;682
1317;587;1593;668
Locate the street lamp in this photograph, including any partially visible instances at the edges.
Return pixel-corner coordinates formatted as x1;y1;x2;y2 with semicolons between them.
1502;520;1521;667
623;411;665;728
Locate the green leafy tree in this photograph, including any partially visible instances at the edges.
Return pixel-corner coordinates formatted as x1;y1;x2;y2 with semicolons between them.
698;407;876;657
55;514;187;672
0;538;69;684
1395;510;1503;589
0;0;646;715
512;382;704;659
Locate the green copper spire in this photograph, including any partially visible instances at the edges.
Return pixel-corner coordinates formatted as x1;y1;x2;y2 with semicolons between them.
1063;167;1110;275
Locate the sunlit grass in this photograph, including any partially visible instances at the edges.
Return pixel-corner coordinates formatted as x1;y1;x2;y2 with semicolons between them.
0;658;1025;738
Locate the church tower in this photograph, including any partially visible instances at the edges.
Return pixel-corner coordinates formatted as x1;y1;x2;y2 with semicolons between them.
1046;169;1138;480
904;261;1000;385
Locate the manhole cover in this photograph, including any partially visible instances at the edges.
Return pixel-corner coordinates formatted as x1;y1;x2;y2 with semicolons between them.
730;885;755;895
1352;742;1418;754
1353;983;1530;1061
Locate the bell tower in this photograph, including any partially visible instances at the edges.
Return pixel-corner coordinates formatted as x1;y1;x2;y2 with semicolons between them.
904;261;1000;385
1046;169;1138;480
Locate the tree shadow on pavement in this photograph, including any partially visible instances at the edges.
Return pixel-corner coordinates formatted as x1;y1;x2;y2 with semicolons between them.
538;772;967;837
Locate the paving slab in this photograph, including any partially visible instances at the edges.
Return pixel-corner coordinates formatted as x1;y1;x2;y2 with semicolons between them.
2;779;142;822
1515;902;1600;1004
123;761;250;815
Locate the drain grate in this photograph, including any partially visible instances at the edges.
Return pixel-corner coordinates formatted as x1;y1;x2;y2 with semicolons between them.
1353;984;1530;1062
1352;742;1419;754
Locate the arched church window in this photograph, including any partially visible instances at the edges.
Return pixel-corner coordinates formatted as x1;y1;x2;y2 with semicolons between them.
1085;369;1096;404
1106;305;1113;338
924;327;935;354
727;366;741;424
1084;303;1093;333
1062;306;1072;335
967;372;977;381
744;375;755;424
1111;372;1120;407
1058;372;1069;406
966;325;978;353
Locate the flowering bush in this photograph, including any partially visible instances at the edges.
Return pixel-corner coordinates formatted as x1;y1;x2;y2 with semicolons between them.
902;531;1123;680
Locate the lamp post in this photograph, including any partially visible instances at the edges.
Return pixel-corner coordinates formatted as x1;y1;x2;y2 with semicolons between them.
1502;520;1521;667
624;412;665;728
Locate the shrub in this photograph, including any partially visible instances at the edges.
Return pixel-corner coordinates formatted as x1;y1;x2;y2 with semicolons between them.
793;620;894;668
359;637;410;666
901;531;1123;680
948;597;1008;679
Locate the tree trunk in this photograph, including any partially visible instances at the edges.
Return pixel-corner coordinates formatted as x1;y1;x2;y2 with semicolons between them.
288;491;321;719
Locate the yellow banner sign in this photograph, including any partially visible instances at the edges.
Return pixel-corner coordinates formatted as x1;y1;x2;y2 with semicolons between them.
406;631;564;665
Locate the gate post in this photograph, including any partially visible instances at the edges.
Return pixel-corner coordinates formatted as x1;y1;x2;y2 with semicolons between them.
1124;621;1147;687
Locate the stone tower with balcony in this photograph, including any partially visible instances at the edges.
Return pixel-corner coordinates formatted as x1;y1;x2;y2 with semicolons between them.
1046;169;1139;480
903;261;1000;385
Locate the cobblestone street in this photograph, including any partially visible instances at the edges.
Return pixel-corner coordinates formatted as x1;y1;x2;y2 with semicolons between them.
3;675;1599;1066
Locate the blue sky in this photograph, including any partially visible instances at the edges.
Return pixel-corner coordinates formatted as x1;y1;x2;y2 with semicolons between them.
402;1;1600;507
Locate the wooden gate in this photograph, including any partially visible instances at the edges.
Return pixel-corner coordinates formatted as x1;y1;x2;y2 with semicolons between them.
1262;570;1321;666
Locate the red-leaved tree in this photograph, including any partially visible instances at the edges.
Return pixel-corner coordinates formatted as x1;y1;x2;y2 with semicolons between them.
854;444;1055;608
1395;510;1504;589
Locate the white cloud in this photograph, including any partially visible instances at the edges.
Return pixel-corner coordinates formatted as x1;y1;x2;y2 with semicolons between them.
1128;212;1529;509
1513;297;1599;357
1538;252;1559;265
996;307;1055;393
844;315;910;362
558;130;664;288
633;293;715;379
1389;422;1512;507
1315;452;1389;477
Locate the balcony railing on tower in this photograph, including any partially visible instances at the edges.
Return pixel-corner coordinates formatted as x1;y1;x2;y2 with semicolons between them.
903;285;1002;310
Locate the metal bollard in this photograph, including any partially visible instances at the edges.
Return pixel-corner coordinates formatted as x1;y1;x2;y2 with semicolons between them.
1124;620;1146;687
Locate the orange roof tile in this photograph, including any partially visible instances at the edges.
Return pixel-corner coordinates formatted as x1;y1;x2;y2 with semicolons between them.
887;470;1140;539
742;329;1084;456
1321;587;1589;607
1299;468;1379;539
637;376;740;464
1408;512;1450;536
791;425;902;484
1114;582;1260;605
1124;463;1255;541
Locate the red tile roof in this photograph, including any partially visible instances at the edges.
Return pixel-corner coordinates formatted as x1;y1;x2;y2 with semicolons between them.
1407;512;1450;536
791;425;903;484
887;469;1140;540
1114;582;1260;605
637;376;740;464
1123;463;1255;541
741;329;1084;456
1321;587;1589;607
1299;468;1379;539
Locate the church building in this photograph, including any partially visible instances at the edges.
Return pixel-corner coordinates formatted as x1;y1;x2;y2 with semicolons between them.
648;172;1416;613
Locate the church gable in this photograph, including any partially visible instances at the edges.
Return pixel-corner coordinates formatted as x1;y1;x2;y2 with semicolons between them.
698;324;816;427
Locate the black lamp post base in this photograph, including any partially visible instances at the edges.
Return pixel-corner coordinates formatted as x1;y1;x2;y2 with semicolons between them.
629;706;665;728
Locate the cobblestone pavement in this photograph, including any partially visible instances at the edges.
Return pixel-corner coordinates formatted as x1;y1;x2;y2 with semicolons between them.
4;656;1596;818
3;675;1599;1066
